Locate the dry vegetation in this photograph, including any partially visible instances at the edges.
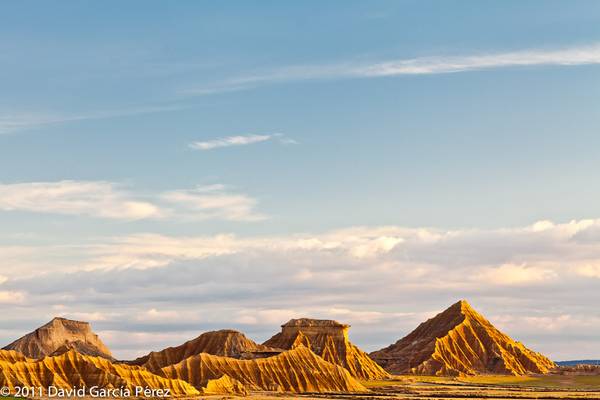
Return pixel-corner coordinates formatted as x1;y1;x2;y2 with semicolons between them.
356;374;600;399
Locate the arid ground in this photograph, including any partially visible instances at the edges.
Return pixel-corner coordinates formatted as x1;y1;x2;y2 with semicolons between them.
185;375;600;400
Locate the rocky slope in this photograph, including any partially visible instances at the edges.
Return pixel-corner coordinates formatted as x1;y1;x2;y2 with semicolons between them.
160;345;368;393
0;350;30;363
370;300;556;376
133;329;281;371
3;317;112;360
264;318;390;380
0;349;200;396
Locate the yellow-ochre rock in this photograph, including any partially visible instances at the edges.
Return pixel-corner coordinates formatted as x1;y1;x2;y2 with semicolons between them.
370;300;557;376
160;346;368;393
132;329;281;371
201;374;249;395
0;350;200;396
0;350;31;363
263;318;390;380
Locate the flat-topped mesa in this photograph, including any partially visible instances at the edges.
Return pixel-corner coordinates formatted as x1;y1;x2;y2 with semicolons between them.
132;329;282;372
264;318;390;380
279;318;351;343
2;317;113;360
370;300;557;376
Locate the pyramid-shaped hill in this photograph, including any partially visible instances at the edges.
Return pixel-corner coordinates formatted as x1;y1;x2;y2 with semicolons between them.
3;317;113;360
160;345;367;393
263;318;390;380
370;300;556;376
131;329;282;371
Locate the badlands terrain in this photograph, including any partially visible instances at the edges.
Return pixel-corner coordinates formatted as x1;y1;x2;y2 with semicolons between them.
1;300;599;399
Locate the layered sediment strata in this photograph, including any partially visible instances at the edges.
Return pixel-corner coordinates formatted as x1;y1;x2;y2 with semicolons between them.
0;350;200;396
370;300;556;376
132;329;281;371
161;346;368;393
264;318;390;380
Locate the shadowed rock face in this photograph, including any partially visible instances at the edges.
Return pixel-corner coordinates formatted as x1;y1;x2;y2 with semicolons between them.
2;318;112;360
263;318;390;380
370;300;556;376
160;346;368;393
132;329;281;371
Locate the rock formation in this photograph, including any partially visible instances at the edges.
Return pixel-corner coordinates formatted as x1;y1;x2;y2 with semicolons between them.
370;300;556;376
160;346;367;393
263;318;390;380
132;329;281;371
0;350;30;363
0;349;200;396
3;317;112;360
202;375;249;395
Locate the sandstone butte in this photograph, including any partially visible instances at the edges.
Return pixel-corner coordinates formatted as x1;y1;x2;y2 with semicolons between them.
131;329;281;371
2;317;113;360
369;300;557;376
160;345;368;393
263;318;390;380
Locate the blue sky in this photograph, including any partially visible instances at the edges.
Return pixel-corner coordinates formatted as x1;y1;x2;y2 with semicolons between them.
1;1;600;360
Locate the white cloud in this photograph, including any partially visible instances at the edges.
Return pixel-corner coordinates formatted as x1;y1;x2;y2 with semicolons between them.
0;181;264;223
136;308;201;323
189;133;296;151
0;291;26;304
190;134;271;150
87;233;240;270
476;263;558;286
162;184;266;222
185;43;600;95
576;264;600;278
5;218;600;359
58;312;116;322
0;181;162;220
355;44;600;77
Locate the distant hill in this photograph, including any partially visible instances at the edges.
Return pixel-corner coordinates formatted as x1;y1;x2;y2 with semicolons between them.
557;360;600;366
370;300;556;376
131;329;281;371
3;317;112;360
161;345;368;393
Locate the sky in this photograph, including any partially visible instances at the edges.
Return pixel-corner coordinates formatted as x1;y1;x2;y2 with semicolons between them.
1;0;600;361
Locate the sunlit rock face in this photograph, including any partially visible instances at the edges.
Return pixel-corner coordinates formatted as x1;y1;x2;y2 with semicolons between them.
0;350;200;396
3;317;113;360
264;318;390;380
160;346;368;393
131;329;282;372
370;300;556;376
0;319;369;395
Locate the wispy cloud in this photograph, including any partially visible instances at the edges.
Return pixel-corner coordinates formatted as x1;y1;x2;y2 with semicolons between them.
0;181;264;222
184;43;600;95
0;104;185;135
355;43;600;76
0;181;162;220
161;184;267;222
189;133;296;151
